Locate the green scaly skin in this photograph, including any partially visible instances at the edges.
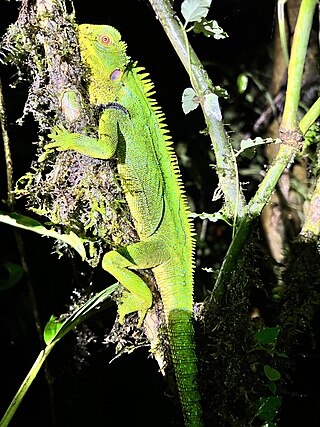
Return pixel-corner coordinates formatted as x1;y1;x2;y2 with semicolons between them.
47;24;202;426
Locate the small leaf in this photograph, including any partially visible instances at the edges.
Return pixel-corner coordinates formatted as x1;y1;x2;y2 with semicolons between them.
190;211;227;223
268;380;278;395
236;137;281;157
44;315;64;345
241;137;263;151
237;73;249;94
275;351;288;358
194;18;228;39
264;365;281;381
43;285;118;345
202;267;215;273
182;87;199;114
254;326;280;345
255;396;282;421
181;0;212;23
203;92;222;121
242;147;256;160
0;262;24;290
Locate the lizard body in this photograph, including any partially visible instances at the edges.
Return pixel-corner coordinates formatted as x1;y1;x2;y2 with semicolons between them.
47;24;202;426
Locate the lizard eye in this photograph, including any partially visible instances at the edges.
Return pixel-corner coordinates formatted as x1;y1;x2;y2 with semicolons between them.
98;34;112;46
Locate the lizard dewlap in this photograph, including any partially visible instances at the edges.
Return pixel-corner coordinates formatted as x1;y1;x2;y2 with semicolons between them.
47;24;202;426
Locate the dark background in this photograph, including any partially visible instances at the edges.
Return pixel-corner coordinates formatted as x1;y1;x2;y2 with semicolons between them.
0;1;301;426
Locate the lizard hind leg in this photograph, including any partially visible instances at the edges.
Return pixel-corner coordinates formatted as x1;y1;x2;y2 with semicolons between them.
102;239;169;326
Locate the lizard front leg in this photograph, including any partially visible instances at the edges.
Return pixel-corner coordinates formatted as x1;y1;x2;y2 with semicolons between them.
46;104;128;159
102;238;170;325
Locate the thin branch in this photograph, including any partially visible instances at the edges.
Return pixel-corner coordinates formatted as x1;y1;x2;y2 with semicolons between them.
281;0;318;131
0;77;44;339
0;77;14;207
300;96;320;135
277;0;290;66
148;0;246;219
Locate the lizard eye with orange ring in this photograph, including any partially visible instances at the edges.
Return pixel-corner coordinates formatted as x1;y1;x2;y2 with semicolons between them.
98;34;112;46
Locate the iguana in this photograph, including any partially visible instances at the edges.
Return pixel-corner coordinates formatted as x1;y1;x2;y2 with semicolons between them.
47;24;202;426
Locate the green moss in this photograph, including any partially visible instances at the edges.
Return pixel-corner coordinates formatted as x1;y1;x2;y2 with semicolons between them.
1;3;138;267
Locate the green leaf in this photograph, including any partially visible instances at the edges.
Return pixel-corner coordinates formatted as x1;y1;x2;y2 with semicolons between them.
236;137;281;157
241;137;265;151
0;211;86;260
241;147;256;160
264;365;281;381
304;122;320;148
237;73;249;94
181;0;212;23
254;326;280;345
268;380;278;395
194;18;228;39
182;87;199;114
255;396;282;421
275;351;288;358
44;315;64;345
0;262;24;290
43;284;118;345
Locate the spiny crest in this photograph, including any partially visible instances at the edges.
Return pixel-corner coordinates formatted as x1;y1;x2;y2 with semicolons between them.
126;39;196;257
133;66;175;152
134;66;159;98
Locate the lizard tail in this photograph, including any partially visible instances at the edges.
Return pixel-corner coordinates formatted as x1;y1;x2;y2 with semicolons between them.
168;309;203;426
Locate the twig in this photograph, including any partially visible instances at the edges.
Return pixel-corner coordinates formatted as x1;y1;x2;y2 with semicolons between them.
0;77;14;207
0;77;44;343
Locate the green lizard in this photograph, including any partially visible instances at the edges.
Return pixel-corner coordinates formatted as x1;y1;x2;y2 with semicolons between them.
47;24;202;426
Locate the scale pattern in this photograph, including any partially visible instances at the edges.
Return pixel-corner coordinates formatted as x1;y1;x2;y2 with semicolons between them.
63;24;203;425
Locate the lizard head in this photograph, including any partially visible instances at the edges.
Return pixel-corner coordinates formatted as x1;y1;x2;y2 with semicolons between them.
77;24;129;103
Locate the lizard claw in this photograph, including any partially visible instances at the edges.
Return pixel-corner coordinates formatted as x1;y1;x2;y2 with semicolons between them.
46;125;72;151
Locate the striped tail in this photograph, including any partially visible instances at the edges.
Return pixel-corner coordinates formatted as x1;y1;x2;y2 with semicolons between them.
168;309;203;426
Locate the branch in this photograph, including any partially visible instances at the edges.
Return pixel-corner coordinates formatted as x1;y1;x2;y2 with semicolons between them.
209;0;318;307
148;0;246;219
